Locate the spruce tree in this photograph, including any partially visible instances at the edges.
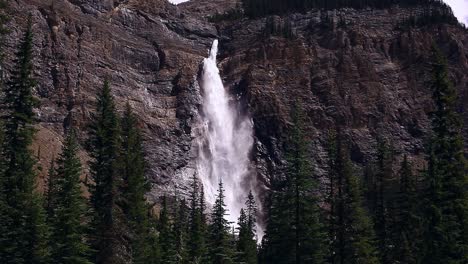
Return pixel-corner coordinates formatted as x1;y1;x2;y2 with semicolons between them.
159;196;177;263
188;174;208;263
263;106;326;264
45;158;58;219
422;48;468;263
88;80;128;264
259;177;288;263
373;139;394;264
173;198;189;263
208;180;233;264
0;17;50;264
391;155;421;264
236;191;258;264
331;136;379;264
48;132;92;264
120;103;154;264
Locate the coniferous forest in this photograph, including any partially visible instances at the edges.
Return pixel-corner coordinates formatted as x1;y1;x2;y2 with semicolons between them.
0;0;467;263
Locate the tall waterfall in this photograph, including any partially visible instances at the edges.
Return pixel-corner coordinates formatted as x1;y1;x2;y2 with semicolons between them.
196;40;258;233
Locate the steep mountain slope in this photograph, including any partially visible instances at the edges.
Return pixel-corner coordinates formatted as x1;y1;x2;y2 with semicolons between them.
4;0;467;201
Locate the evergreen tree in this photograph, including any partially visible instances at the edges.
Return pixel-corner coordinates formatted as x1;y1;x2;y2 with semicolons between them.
261;106;326;264
187;174;208;263
173;198;189;263
208;180;233;264
331;135;379;264
120;103;155;264
45;158;58;219
236;191;258;264
88;80;128;264
0;17;50;264
422;48;468;263
259;176;289;263
48;132;92;264
159;196;177;263
373;139;394;264
391;155;421;264
146;218;162;264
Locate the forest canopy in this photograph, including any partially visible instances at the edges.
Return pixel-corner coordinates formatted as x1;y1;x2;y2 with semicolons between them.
242;0;456;18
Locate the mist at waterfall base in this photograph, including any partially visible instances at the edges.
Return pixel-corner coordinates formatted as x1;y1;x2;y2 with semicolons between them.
196;40;264;239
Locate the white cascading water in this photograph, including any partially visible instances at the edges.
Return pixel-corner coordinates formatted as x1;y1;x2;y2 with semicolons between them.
196;40;260;234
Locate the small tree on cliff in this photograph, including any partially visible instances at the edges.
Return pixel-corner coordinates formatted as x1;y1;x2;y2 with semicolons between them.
0;17;50;264
48;132;92;264
88;80;128;264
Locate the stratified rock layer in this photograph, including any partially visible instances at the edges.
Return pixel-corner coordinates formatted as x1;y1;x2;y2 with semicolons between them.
4;1;468;200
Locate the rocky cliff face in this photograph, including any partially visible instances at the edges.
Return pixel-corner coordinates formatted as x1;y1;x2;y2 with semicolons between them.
4;0;468;201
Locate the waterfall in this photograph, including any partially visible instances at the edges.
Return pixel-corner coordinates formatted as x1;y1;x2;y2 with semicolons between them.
196;40;260;235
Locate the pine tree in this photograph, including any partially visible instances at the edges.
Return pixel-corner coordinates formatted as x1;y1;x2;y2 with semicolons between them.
173;198;189;263
120;103;154;264
262;106;326;264
188;174;208;263
259;177;289;263
373;139;394;264
159;196;177;264
236;191;258;264
45;158;58;219
391;155;421;264
325;130;338;263
48;132;92;264
331;135;380;264
208;180;234;264
422;48;468;263
0;17;50;264
88;80;128;264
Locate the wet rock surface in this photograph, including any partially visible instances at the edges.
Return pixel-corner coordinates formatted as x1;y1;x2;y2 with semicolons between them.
4;0;468;201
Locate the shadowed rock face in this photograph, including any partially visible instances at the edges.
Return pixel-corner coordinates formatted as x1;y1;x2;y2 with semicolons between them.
4;0;468;201
216;8;468;189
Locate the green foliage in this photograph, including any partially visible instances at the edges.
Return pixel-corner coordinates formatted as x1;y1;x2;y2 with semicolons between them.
159;196;177;263
236;191;258;264
242;0;454;19
421;48;468;263
330;135;380;264
188;174;208;263
398;5;459;29
391;156;422;263
261;106;326;264
48;132;92;264
173;198;189;263
88;80;128;264
373;139;394;264
0;16;51;264
208;181;234;264
120;103;156;264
